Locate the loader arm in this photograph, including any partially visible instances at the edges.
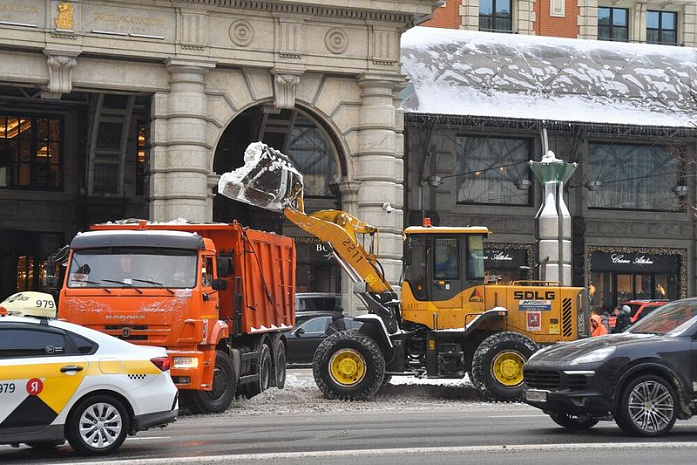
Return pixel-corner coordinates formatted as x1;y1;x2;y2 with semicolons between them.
283;206;393;295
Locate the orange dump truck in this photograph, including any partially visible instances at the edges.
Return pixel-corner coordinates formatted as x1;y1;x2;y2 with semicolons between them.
48;220;295;413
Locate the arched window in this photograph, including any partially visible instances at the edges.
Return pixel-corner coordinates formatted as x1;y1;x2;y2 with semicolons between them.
286;112;338;197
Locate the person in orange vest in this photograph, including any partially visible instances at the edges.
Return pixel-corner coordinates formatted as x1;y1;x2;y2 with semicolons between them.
590;313;608;337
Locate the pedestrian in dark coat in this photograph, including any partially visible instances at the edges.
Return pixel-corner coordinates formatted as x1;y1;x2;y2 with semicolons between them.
612;305;632;333
326;305;346;335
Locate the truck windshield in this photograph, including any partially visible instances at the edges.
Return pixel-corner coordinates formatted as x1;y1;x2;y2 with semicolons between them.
68;249;197;289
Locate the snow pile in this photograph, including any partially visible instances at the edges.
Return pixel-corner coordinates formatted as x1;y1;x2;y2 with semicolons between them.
202;369;519;418
401;27;697;127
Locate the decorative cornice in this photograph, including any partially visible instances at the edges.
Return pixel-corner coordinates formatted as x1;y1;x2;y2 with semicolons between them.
178;0;415;23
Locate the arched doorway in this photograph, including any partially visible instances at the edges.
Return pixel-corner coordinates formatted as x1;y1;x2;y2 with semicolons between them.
213;104;345;294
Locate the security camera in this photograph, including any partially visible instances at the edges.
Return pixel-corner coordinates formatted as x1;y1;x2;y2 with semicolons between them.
382;202;393;213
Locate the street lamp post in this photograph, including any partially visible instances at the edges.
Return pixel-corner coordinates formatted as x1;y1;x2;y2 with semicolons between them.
529;151;577;286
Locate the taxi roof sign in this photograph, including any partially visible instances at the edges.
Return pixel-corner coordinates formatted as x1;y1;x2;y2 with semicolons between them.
0;291;57;318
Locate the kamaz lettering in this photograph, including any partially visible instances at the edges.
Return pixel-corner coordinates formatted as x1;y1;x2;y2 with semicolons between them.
514;290;556;300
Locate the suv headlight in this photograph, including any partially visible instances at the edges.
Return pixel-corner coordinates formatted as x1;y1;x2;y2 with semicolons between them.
570;346;616;365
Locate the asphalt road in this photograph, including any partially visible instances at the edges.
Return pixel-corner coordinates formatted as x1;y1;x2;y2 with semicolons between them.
3;371;697;464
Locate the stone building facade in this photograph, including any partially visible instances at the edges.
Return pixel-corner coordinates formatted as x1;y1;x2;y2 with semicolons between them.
0;0;436;311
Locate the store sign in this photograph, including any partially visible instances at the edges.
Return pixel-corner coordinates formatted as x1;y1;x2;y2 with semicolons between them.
484;248;527;269
591;251;679;273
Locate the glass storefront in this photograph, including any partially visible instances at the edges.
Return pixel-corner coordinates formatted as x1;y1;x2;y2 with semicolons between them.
589;249;683;314
484;243;533;284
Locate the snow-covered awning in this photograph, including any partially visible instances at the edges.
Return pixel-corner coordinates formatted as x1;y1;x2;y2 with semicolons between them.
401;27;697;128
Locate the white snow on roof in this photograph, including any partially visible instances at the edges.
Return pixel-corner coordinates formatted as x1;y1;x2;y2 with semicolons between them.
400;27;697;128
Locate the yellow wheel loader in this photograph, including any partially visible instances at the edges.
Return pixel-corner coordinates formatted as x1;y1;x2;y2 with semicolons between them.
219;142;587;401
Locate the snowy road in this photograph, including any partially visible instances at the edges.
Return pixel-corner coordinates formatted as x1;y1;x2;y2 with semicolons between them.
3;369;697;464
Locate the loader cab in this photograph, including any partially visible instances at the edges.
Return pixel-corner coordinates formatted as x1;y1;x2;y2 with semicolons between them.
402;224;489;303
401;223;489;329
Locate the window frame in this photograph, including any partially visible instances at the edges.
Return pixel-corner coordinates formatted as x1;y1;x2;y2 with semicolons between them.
586;142;683;212
455;134;533;207
598;6;629;42
0;113;63;191
646;10;678;45
479;0;514;33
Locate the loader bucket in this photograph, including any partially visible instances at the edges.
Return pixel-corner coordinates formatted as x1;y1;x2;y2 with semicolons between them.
218;142;304;213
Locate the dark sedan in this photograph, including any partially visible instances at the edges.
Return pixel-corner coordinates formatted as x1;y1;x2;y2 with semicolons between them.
287;314;362;366
523;298;697;437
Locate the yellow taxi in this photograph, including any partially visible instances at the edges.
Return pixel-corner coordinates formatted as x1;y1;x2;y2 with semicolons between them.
0;292;178;455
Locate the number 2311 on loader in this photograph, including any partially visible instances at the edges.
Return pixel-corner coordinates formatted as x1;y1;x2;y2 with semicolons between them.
218;142;587;402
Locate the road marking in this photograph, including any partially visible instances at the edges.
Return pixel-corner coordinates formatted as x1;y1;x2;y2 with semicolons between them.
76;441;697;464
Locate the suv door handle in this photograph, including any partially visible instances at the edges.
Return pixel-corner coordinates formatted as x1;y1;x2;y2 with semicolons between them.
60;365;84;373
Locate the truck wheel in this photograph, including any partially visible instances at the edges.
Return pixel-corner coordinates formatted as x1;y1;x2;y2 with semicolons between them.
273;339;287;389
615;375;677;437
471;332;537;402
66;395;129;455
247;343;273;397
192;350;236;413
313;329;385;401
549;412;599;431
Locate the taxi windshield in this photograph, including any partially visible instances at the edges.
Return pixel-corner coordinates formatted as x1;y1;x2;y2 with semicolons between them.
68;248;197;289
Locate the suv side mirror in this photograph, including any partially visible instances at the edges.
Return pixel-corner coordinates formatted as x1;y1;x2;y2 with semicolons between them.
212;279;228;291
294;328;305;336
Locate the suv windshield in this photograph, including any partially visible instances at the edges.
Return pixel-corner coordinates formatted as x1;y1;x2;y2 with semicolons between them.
628;300;697;336
68;248;197;289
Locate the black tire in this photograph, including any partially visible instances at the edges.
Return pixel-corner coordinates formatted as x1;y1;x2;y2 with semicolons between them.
471;332;538;402
313;329;385;401
615;375;678;437
273;339;287;389
549;412;599;431
382;375;392;386
247;343;273;397
66;395;129;455
191;350;236;413
178;390;201;414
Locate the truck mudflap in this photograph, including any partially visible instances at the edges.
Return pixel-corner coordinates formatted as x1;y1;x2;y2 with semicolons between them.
218;142;304;213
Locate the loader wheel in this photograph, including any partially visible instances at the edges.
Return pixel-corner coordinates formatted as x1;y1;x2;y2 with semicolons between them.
471;332;537;402
192;350;237;413
273;339;287;389
313;330;385;401
549;412;599;431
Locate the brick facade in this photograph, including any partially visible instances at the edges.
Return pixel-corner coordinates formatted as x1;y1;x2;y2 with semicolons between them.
421;1;462;29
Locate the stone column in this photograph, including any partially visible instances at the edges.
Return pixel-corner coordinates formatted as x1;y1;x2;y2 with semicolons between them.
150;58;216;222
354;73;405;289
338;180;361;314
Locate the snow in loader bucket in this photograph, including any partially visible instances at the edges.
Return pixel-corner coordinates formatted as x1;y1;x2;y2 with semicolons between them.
218;142;304;213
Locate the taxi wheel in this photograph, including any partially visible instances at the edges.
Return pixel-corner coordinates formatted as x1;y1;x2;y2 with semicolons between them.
66;395;129;455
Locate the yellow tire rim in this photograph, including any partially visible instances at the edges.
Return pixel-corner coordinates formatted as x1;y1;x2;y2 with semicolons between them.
491;350;525;387
328;348;366;387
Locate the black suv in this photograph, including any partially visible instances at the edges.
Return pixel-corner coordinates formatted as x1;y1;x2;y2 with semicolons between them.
523;297;697;437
